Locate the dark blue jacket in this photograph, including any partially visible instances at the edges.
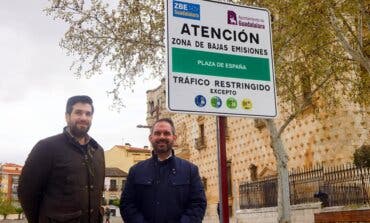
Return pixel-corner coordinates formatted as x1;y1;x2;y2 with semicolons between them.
120;154;206;223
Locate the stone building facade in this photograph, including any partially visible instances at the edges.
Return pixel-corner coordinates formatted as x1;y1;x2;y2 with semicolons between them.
103;167;128;217
146;78;173;125
104;144;152;217
145;80;369;221
104;167;128;204
105;144;151;173
0;163;22;202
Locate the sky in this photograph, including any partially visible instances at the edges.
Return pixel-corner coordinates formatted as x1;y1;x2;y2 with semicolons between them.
0;0;160;165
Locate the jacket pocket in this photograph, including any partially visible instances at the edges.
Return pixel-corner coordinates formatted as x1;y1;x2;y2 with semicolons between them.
134;177;154;203
135;177;154;189
169;178;190;206
134;176;154;185
170;178;190;186
47;210;82;223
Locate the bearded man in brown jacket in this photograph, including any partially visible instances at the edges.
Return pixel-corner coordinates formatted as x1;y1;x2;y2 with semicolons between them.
18;95;105;223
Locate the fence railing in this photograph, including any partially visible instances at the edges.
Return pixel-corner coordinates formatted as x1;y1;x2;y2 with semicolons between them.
239;165;370;209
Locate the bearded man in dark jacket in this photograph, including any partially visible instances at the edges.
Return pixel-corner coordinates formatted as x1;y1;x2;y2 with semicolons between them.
18;95;105;223
120;118;207;223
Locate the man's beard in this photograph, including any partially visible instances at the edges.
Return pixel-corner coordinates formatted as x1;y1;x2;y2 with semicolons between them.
69;122;90;138
152;139;173;155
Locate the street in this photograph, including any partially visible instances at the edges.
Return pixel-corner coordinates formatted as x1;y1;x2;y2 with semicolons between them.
0;215;219;223
0;216;123;223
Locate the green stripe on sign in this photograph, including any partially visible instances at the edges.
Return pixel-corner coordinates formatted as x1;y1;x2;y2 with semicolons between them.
172;47;270;81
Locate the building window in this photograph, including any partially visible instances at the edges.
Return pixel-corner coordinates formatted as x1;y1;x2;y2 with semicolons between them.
200;124;205;142
227;161;232;196
201;177;207;191
249;164;258;181
157;99;161;108
121;180;126;191
109;179;117;191
229;205;233;217
195;123;206;150
254;118;266;130
300;73;312;104
149;101;154;114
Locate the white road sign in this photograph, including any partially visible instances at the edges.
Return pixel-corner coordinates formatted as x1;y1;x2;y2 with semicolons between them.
166;0;277;117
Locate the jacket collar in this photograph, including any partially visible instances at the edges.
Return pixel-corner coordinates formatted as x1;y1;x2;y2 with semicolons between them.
63;127;99;150
151;150;177;174
151;149;175;160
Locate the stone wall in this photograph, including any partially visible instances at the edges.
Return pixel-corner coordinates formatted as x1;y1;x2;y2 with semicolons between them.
145;80;370;219
236;203;322;223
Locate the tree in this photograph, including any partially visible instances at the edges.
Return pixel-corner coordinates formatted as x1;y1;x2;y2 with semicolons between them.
45;0;165;108
0;200;16;220
353;144;370;205
354;145;370;168
45;0;369;108
111;198;120;207
242;0;369;222
15;206;23;220
46;0;369;222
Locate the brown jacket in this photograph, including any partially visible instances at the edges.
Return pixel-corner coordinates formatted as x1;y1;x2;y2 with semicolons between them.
18;128;105;223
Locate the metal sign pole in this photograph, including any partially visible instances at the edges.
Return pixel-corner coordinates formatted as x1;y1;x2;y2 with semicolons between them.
217;116;229;223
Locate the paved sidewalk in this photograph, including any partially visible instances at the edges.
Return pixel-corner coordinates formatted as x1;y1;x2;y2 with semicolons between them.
0;219;26;223
0;216;124;223
109;216;123;223
0;216;218;223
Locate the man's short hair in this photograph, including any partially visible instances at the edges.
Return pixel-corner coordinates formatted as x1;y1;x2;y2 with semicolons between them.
151;118;176;135
66;95;94;114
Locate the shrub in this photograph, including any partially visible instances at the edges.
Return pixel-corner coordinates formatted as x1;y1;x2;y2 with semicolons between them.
354;145;370;168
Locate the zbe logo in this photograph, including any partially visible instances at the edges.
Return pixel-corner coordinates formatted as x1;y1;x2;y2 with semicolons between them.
173;1;200;20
